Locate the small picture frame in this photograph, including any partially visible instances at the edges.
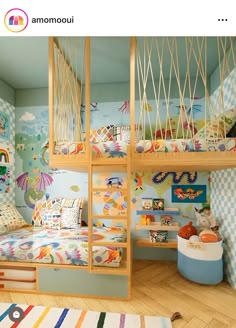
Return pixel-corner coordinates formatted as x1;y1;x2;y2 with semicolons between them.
142;198;153;210
152;198;164;211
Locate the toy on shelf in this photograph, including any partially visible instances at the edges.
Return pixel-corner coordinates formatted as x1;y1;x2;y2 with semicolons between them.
160;214;173;226
150;230;168;243
178;221;198;240
139;215;155;225
152;198;164;210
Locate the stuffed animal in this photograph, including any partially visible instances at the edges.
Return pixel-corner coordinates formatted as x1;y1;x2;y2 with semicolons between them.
195;206;217;231
178;221;198;240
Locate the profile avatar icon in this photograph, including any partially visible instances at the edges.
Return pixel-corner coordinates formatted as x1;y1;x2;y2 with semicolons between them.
9;306;24;322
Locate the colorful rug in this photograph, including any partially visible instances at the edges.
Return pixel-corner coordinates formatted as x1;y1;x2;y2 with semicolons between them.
0;302;173;327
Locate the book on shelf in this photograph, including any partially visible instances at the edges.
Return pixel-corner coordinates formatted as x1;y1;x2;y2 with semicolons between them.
142;198;153;210
149;230;168;243
152;198;164;210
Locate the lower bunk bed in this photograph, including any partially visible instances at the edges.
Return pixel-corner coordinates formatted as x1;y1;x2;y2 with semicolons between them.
0;226;130;299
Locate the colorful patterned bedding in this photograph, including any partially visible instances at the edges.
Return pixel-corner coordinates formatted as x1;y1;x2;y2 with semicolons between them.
0;226;126;267
54;137;236;157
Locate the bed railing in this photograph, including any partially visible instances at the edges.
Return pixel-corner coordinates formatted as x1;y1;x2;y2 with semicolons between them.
48;37;90;171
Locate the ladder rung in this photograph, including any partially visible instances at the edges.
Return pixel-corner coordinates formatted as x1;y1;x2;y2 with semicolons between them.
91;215;128;220
91;242;127;247
92;188;127;192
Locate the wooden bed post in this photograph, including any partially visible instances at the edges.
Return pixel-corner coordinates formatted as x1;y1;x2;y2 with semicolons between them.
48;37;54;164
130;37;136;162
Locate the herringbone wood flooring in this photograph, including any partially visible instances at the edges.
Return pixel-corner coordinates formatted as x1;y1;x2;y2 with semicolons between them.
0;260;236;327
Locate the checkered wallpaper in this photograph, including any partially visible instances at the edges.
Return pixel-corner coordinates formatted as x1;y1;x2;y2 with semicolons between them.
0;97;15;203
211;68;236;288
211;68;236;115
211;169;236;288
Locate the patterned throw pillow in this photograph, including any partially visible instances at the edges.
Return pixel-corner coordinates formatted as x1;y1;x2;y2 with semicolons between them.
32;198;61;227
194;108;236;139
0;202;28;233
42;209;61;230
90;125;115;142
60;197;85;208
61;207;81;228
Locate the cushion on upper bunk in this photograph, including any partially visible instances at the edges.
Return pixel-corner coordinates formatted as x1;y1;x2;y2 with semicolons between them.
113;125;142;143
194;108;236;139
90;125;115;142
0;203;28;234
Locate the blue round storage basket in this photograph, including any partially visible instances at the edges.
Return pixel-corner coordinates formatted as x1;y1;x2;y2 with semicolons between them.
177;235;223;285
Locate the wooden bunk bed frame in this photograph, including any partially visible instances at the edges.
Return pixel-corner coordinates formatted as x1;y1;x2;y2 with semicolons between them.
1;36;236;300
49;36;236;173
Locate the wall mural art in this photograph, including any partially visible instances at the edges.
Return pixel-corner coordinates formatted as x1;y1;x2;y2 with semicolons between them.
0;98;15;203
171;185;207;203
15;106;88;223
0;110;10;141
0;166;10;194
152;172;198;184
15;108;53;208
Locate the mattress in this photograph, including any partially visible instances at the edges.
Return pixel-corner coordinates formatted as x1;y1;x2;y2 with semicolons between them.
0;226;126;267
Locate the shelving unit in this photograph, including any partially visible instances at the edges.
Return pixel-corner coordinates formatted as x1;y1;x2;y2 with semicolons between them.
135;208;180;248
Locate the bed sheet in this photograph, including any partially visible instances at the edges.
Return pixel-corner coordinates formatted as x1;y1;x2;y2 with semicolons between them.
0;226;126;267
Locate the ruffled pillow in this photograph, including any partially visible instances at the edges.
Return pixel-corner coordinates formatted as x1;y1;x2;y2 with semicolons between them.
194;108;236;139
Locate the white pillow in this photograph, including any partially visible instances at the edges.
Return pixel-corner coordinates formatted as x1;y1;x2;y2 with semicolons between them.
61;207;81;228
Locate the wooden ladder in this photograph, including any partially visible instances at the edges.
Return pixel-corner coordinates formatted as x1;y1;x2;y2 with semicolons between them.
88;146;131;277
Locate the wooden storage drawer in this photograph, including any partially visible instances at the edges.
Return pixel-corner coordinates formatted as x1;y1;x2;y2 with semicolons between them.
0;280;36;290
0;265;36;281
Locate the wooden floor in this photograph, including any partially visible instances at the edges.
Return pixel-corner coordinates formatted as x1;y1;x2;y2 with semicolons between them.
1;260;236;327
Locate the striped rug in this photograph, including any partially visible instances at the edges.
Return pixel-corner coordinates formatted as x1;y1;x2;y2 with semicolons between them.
0;302;172;327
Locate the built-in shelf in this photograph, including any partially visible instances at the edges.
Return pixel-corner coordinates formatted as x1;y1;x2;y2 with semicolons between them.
136;238;177;248
136;208;180;215
135;207;180;249
135;222;180;231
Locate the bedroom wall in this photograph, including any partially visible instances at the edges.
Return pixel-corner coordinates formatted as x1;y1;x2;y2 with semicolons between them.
210;68;236;288
0;96;15;204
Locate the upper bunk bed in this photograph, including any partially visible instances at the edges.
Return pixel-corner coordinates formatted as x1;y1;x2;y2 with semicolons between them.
49;36;236;172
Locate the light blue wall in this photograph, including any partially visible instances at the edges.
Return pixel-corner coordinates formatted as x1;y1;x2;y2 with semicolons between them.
0;79;15;106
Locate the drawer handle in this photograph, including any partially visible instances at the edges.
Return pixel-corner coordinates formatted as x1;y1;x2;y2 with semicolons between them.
54;268;60;272
0;284;4;288
0;272;4;276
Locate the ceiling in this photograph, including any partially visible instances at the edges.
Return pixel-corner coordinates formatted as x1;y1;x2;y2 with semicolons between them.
0;36;232;90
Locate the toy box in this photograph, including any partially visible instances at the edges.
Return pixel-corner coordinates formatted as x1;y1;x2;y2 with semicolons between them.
177;235;223;285
152;198;164;210
149;230;168;243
